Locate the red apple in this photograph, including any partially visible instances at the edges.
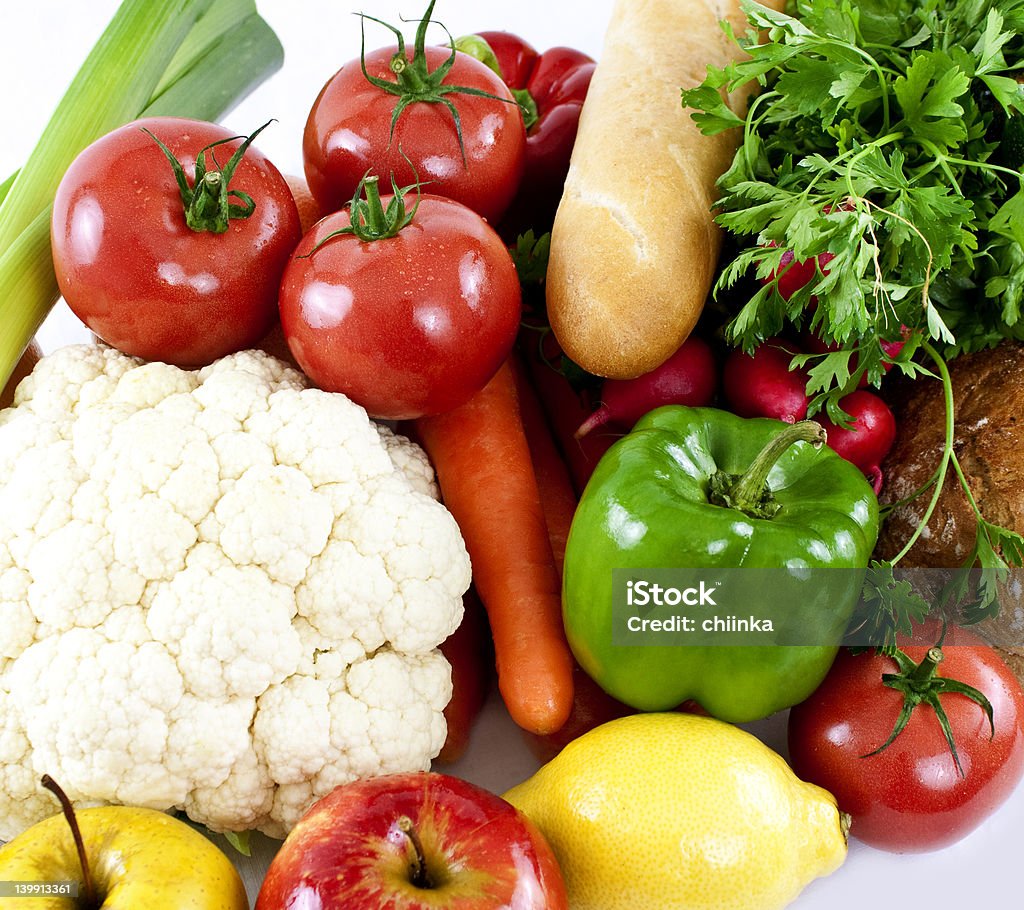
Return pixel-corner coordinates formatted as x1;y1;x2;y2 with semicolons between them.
256;772;568;910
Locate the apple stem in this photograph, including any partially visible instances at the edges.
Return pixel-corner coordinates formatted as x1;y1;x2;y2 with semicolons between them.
40;775;97;909
397;816;433;889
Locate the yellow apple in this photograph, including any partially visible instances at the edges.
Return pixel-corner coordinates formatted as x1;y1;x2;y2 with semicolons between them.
0;801;248;909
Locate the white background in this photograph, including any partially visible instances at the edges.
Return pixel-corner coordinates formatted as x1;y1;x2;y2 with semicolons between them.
2;2;1023;908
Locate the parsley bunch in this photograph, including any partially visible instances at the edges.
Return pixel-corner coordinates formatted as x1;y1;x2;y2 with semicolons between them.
682;0;1024;643
683;0;1024;411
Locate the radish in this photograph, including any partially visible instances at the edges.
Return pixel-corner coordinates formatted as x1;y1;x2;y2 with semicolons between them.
880;333;907;365
723;339;810;423
764;202;852;300
575;336;717;438
769;249;836;301
815;390;896;494
801;328;908;387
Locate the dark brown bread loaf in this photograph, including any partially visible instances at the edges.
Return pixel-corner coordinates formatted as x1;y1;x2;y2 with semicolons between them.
877;342;1024;662
878;342;1024;567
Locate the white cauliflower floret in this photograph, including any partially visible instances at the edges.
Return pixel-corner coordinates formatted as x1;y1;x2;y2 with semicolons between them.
0;345;470;840
376;425;439;499
0;691;54;833
260;649;453;831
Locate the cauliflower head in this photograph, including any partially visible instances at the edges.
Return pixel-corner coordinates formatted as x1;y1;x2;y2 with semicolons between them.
0;345;470;839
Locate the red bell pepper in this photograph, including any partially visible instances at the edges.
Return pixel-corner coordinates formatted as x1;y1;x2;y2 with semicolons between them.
457;30;595;234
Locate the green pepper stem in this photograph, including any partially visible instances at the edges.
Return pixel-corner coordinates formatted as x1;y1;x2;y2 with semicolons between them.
729;421;826;513
453;34;504;80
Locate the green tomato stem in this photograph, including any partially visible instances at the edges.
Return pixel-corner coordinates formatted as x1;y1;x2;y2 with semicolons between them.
143;121;269;234
392;53;428;93
909;646;943;684
361;176;386;235
302;169;422;255
357;0;515;160
866;645;995;777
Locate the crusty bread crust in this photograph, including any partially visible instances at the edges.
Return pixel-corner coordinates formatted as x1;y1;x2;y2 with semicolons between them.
878;342;1024;658
878;342;1024;568
547;0;779;379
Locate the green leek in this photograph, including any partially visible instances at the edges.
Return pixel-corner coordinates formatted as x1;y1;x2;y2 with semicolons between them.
0;172;17;207
0;0;283;388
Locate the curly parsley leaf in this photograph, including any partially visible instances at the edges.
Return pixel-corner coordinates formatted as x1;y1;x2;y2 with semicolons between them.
510;230;550;286
680;0;1024;379
943;519;1024;623
681;3;1024;636
852;561;932;653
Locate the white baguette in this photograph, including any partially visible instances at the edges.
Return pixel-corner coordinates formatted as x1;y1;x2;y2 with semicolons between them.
547;0;778;379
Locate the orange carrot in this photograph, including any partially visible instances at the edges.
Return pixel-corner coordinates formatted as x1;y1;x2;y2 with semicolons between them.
522;661;635;763
416;360;575;736
519;332;619;495
511;353;578;577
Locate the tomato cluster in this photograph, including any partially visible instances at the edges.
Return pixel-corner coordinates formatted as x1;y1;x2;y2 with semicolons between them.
50;7;587;420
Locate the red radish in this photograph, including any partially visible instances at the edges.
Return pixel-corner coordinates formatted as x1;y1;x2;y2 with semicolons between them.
765;198;860;298
723;339;810;423
815;390;896;494
764;201;852;300
769;249;835;301
880;333;908;364
575;336;717;438
801;328;908;388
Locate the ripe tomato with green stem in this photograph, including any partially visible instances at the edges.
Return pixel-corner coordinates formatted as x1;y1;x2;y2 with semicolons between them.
278;174;521;421
51;117;301;367
302;1;525;224
788;624;1024;853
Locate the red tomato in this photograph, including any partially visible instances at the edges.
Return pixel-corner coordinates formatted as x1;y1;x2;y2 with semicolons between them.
788;626;1024;853
279;192;521;420
303;44;525;224
51;117;301;367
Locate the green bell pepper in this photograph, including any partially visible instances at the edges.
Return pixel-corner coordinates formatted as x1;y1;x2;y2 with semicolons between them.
562;406;879;723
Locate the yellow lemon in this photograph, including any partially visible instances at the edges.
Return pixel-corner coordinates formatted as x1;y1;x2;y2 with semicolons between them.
504;713;846;910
